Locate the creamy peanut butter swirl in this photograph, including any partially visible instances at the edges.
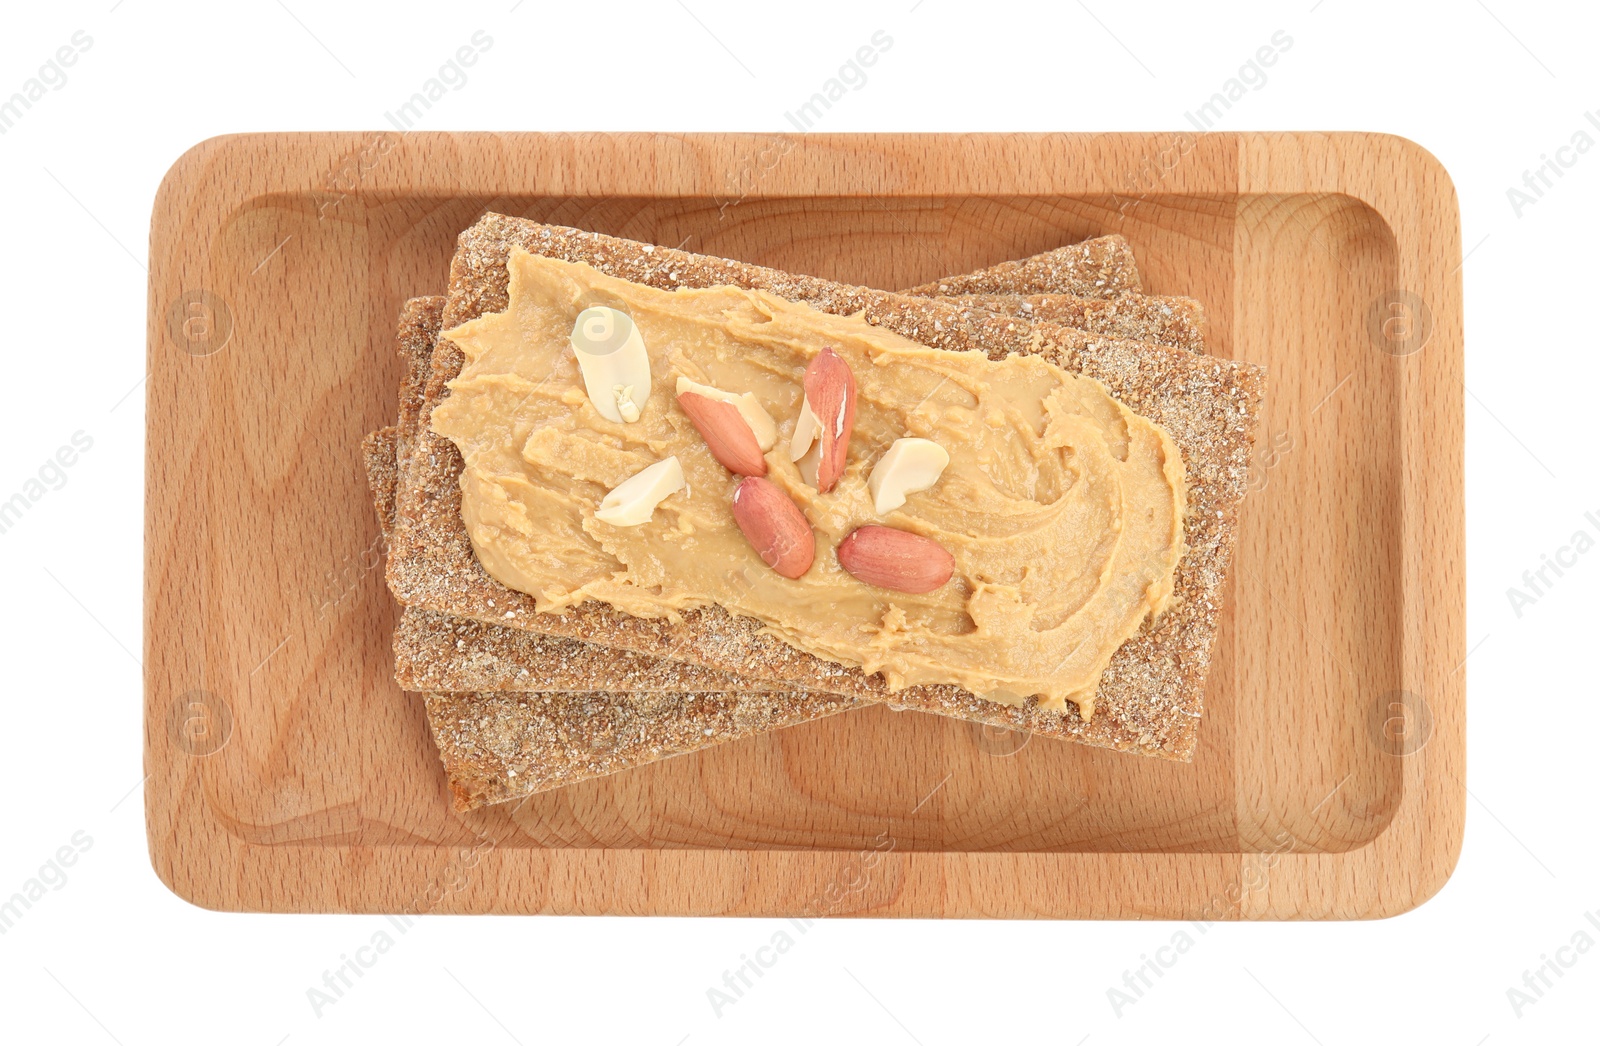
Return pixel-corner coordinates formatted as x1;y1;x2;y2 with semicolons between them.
432;251;1188;717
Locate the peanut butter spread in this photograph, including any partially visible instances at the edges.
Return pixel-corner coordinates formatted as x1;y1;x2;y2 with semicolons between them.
431;250;1188;716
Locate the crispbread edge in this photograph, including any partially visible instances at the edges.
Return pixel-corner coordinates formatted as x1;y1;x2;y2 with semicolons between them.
937;292;1206;353
903;233;1142;298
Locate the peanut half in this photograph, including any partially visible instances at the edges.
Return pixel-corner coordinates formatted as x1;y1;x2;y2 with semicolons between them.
678;390;770;477
867;437;949;514
788;347;857;492
594;456;685;527
675;376;777;449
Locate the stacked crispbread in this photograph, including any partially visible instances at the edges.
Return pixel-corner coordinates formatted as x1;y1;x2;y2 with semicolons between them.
367;216;1259;810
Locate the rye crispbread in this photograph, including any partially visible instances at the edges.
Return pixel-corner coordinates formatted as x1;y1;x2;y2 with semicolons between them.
363;426;859;810
421;688;861;810
902;235;1144;297
385;215;1264;759
370;236;1222;805
934;292;1206;353
395;608;757;693
362;426;399;543
393;296;444;472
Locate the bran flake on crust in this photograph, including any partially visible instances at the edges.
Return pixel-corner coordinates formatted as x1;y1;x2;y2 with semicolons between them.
364;426;858;810
386;215;1264;760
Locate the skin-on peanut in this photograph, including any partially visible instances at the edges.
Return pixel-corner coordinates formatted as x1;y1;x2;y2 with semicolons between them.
730;477;816;579
836;525;954;594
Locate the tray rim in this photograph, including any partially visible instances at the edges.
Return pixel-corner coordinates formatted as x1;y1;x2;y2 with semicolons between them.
144;130;1464;919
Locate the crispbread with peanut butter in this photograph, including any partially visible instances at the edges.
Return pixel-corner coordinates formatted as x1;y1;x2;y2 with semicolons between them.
364;425;860;810
385;214;1263;759
386;252;1204;697
372;242;1214;805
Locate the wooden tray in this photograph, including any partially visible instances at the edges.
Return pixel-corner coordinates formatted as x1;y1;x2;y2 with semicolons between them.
144;132;1464;918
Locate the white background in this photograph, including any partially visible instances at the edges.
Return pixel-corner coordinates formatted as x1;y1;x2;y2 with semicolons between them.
1;0;1595;1042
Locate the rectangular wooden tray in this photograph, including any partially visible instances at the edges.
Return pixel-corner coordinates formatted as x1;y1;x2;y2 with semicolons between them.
144;132;1464;918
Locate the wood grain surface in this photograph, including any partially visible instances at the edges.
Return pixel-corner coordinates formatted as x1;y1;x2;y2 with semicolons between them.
144;132;1464;918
